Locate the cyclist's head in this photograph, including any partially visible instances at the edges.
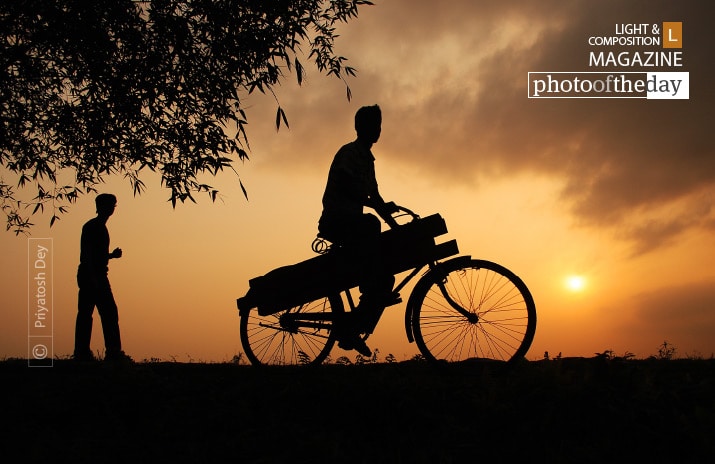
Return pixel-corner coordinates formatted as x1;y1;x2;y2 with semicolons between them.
355;105;381;144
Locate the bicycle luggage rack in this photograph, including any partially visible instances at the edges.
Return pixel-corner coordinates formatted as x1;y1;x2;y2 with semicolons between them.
236;214;459;316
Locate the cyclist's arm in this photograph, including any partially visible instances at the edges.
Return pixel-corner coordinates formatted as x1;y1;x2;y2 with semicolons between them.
368;192;399;229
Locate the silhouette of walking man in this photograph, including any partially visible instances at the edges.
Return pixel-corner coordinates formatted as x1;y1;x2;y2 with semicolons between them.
318;104;399;356
74;193;130;362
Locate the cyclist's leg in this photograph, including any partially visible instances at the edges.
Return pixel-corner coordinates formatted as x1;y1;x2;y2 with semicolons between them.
319;213;393;354
350;214;394;333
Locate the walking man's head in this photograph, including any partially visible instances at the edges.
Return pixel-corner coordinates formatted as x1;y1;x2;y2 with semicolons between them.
355;105;382;145
95;193;117;218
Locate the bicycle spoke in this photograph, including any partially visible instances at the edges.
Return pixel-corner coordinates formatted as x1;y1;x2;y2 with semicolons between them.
413;259;536;363
240;295;342;366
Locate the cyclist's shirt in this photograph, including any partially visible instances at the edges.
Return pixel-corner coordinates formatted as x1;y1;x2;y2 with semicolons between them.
320;139;379;226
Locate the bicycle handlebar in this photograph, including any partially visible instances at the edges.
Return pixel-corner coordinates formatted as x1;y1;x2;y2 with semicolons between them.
394;204;419;220
385;203;420;229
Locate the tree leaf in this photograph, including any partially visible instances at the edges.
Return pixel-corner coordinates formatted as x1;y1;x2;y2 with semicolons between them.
275;106;290;131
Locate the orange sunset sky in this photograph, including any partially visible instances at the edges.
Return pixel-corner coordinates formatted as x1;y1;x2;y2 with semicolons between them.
3;0;714;362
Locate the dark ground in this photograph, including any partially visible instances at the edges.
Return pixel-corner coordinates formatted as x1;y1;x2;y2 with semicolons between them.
3;357;714;463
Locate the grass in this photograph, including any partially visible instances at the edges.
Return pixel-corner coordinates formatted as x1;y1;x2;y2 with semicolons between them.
2;353;714;463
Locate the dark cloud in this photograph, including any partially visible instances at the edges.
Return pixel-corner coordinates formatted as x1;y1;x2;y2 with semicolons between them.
248;0;715;255
621;198;712;256
625;280;715;354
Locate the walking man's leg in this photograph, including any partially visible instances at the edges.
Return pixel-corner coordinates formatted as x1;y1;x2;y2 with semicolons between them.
74;276;96;360
95;280;122;359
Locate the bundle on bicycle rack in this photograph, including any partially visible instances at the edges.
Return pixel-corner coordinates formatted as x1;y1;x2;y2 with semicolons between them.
236;214;459;316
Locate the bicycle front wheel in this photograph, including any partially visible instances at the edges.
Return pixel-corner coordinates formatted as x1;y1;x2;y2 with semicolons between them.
240;294;343;366
410;258;536;363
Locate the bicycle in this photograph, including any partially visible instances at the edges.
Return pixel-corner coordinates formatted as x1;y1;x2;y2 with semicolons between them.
236;205;536;366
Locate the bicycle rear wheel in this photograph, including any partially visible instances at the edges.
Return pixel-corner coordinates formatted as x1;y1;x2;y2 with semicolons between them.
410;258;536;363
240;294;343;366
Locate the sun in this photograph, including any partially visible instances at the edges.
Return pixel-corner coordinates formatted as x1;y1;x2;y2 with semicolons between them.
565;275;586;292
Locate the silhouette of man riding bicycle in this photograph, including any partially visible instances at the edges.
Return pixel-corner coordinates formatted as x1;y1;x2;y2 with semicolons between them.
317;105;399;356
237;105;537;366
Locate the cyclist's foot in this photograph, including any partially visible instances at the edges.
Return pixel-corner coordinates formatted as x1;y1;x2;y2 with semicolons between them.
338;334;372;357
334;313;372;356
385;291;402;307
